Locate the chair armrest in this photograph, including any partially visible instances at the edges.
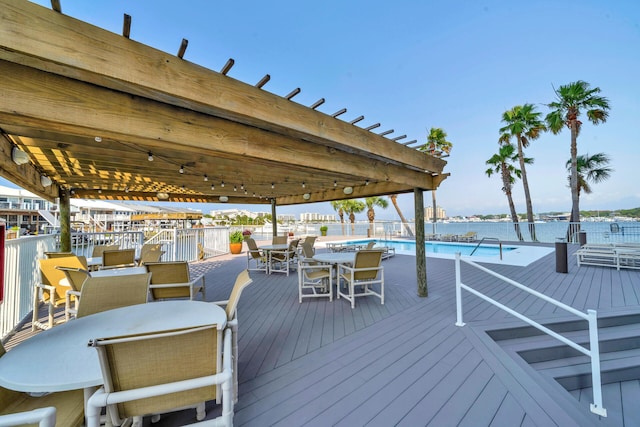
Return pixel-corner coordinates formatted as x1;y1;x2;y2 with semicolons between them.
212;299;230;307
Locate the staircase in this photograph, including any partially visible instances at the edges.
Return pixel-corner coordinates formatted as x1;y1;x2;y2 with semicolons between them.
489;313;640;425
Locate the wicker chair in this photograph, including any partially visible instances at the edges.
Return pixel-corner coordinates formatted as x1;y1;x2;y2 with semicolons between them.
337;250;384;308
86;324;233;427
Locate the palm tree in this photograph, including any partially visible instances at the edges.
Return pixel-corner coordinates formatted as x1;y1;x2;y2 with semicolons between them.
330;200;347;235
342;199;365;235
546;80;610;234
499;104;546;241
419;128;452;234
565;153;613;219
388;195;413;237
486;144;531;241
364;197;389;237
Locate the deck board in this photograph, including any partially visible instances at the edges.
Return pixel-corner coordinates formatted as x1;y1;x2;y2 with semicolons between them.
5;242;640;426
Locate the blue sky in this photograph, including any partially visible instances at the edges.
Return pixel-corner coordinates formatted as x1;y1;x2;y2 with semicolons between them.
10;0;640;220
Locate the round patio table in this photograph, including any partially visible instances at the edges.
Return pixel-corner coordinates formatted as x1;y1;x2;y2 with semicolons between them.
0;300;226;393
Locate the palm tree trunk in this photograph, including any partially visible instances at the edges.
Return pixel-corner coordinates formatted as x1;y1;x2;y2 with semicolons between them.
507;190;524;241
517;136;536;241
389;195;414;237
568;121;580;240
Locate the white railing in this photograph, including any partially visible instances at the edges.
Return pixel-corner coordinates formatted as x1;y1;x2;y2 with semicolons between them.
1;235;56;339
1;227;229;340
454;253;607;417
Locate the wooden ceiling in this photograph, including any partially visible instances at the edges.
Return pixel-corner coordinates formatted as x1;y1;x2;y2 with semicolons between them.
0;0;447;207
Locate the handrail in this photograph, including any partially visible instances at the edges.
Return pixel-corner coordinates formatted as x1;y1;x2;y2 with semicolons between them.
469;237;502;260
454;253;607;417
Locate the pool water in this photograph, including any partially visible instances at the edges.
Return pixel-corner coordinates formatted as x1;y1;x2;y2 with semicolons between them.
345;239;515;257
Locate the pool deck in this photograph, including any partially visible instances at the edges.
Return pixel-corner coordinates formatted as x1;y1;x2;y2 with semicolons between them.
5;239;640;426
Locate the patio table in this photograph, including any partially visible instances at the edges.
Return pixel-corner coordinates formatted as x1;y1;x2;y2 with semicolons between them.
0;300;226;420
90;266;147;277
259;244;289;274
312;252;356;286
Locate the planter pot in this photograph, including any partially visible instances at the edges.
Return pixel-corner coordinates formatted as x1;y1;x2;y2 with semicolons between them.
229;242;243;254
320;230;327;236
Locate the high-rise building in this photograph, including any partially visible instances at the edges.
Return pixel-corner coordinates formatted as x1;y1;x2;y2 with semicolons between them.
425;205;446;221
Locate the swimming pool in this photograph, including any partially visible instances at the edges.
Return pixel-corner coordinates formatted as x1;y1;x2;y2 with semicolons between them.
336;239;554;266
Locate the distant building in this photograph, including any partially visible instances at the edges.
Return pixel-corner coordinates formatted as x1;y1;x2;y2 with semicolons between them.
425;205;446;220
299;212;336;222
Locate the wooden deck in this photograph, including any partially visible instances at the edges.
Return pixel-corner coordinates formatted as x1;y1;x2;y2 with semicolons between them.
5;242;640;426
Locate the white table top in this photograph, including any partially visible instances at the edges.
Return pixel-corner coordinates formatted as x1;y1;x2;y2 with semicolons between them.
313;252;356;264
86;256;102;267
91;266;147;277
259;244;289;251
0;301;226;393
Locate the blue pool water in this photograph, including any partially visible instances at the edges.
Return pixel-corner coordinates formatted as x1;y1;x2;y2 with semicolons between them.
345;239;516;257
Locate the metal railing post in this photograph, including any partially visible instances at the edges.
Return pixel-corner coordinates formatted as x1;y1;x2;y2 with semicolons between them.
587;309;607;417
455;253;465;326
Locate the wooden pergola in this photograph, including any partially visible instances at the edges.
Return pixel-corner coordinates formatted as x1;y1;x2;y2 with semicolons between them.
0;0;448;295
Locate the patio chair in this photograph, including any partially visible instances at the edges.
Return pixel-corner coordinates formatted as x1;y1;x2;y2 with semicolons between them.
137;243;163;266
0;343;84;427
145;261;206;301
91;244;119;258
86;324;233;427
75;273;151;318
337;250;384;308
212;269;253;402
298;255;333;303
101;249;136;270
269;239;299;276
302;235;317;253
33;255;89;330
272;235;287;245
245;238;268;273
56;266;92;320
299;242;315;260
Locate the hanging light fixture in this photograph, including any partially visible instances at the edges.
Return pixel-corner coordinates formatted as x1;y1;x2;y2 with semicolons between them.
343;186;353;195
219;196;229;202
40;175;52;187
156;192;169;200
11;146;30;165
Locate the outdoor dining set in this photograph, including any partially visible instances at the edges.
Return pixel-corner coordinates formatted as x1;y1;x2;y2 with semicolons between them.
0;243;253;427
246;235;387;309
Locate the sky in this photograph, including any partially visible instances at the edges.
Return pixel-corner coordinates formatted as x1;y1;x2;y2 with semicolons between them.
9;0;640;221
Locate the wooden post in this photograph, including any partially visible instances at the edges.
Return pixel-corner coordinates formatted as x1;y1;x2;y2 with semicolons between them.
415;188;427;297
271;199;277;238
59;188;71;252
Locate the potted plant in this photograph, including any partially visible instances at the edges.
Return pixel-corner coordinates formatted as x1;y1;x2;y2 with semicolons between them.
229;230;244;254
319;225;328;236
242;229;252;241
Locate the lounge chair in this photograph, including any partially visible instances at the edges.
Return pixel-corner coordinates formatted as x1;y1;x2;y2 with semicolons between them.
440;234;458;242
456;231;478;242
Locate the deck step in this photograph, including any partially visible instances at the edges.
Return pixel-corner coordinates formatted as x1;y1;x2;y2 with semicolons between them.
490;314;640;392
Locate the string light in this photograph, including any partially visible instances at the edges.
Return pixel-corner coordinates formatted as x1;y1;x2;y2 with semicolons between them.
148;152;153;161
365;180;369;185
302;182;306;188
271;183;275;189
211;184;215;190
204;174;208;181
221;181;225;188
333;181;337;187
179;165;184;174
